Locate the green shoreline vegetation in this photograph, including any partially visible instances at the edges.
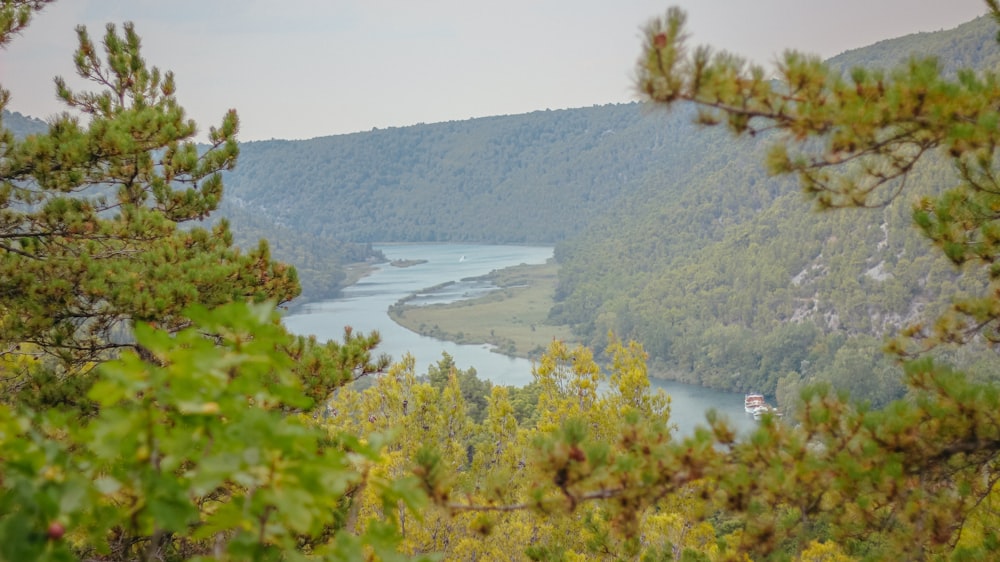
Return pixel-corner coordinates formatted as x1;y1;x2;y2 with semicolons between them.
388;261;577;359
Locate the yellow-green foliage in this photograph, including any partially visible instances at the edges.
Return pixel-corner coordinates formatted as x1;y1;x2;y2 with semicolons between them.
9;3;1000;561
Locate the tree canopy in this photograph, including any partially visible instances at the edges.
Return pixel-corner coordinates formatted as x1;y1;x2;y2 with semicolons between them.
622;0;1000;557
0;18;300;383
7;1;1000;560
0;4;401;558
637;4;1000;354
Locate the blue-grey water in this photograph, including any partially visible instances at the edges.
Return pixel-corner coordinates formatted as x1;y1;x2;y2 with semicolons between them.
283;243;758;436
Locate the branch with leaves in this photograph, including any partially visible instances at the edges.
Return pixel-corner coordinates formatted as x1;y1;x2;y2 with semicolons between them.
638;4;1000;355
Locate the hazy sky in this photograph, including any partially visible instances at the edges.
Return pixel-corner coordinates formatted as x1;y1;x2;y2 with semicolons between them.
0;1;990;141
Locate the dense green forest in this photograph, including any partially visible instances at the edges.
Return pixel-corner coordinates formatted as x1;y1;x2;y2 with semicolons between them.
8;7;996;405
207;200;382;305
549;15;1000;405
11;18;996;386
825;14;1000;74
17;17;993;390
0;109;383;305
7;2;1000;559
211;16;1000;405
221;103;727;243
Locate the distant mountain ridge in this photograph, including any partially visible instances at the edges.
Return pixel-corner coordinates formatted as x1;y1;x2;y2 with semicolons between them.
827;15;998;75
1;110;46;138
221;103;718;244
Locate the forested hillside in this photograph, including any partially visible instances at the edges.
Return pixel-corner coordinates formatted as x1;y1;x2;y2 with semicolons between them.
1;110;45;137
219;16;999;246
207;14;1000;402
551;15;999;404
12;13;989;390
0;109;382;304
8;3;1000;559
826;15;999;74
222;103;722;243
208;200;382;304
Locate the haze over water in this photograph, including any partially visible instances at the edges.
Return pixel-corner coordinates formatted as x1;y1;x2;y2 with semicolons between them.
284;244;758;436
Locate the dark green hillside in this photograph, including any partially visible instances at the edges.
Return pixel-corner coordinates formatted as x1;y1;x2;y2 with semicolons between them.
222;103;722;243
9;13;995;395
209;200;383;305
213;12;1000;399
551;14;998;404
1;110;46;138
827;15;999;74
0;109;379;305
556;160;982;401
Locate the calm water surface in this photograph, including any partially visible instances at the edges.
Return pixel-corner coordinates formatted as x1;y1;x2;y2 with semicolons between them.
284;244;758;435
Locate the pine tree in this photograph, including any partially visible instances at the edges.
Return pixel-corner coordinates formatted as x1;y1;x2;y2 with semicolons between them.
0;20;299;394
0;10;410;559
0;1;52;46
626;2;1000;558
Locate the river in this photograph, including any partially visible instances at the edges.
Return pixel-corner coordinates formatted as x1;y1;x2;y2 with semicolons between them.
283;243;758;436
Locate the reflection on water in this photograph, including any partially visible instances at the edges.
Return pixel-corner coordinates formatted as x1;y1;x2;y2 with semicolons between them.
284;243;758;436
652;379;759;437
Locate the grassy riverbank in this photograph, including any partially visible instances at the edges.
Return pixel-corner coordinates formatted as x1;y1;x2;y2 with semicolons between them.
388;261;578;359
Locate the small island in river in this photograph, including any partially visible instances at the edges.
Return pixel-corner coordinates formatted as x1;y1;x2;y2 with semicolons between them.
390;258;428;268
